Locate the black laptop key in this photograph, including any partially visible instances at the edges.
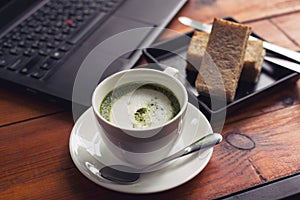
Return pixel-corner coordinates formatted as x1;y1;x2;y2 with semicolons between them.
82;8;95;16
23;48;36;57
75;15;84;22
51;51;64;60
0;59;6;67
59;43;71;52
54;34;66;42
8;59;22;71
26;33;36;41
39;48;52;56
62;27;72;35
54;21;63;28
42;20;51;27
68;21;78;29
9;47;22;55
46;42;55;49
18;41;27;48
28;20;40;28
34;26;43;34
31;41;43;49
39;34;49;42
40;59;56;70
31;70;46;79
20;67;30;75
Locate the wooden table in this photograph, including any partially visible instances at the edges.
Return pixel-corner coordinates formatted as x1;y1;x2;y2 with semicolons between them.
1;0;300;199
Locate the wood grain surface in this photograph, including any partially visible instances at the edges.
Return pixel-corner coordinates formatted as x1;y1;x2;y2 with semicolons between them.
1;0;300;199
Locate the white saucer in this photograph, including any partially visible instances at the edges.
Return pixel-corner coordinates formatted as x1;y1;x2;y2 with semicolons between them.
69;103;214;194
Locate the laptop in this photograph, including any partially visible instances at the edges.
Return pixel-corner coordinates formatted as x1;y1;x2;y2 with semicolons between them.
0;0;187;109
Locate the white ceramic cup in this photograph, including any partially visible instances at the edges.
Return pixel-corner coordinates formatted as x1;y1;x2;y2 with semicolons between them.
92;67;188;166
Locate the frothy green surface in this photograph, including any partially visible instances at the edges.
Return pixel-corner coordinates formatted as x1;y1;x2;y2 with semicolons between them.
99;83;180;128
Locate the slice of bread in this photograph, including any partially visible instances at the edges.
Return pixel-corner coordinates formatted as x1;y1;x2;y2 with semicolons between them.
186;32;265;83
195;18;251;102
241;40;266;83
186;31;209;72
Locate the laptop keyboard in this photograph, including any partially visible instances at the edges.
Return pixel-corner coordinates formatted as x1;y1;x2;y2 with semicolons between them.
0;0;124;80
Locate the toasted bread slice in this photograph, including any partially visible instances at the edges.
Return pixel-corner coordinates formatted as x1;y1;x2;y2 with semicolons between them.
186;31;209;71
241;40;266;83
195;18;251;102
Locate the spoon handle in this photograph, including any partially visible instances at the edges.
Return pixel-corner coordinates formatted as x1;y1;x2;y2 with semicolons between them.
144;133;222;171
181;132;222;156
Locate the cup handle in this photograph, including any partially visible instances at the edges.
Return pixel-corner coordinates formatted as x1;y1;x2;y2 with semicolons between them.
163;67;179;79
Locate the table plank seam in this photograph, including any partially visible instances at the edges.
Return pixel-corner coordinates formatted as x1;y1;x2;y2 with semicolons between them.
247;158;267;183
225;106;293;126
0;111;67;129
269;19;300;48
241;10;300;24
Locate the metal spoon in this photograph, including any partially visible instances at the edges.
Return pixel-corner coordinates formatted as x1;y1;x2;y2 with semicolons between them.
99;133;222;184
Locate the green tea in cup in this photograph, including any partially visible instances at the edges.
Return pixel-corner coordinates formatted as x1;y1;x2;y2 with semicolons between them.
100;82;180;129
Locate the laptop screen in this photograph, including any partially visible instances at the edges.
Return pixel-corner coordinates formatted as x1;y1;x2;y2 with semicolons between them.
0;0;11;10
0;0;40;33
